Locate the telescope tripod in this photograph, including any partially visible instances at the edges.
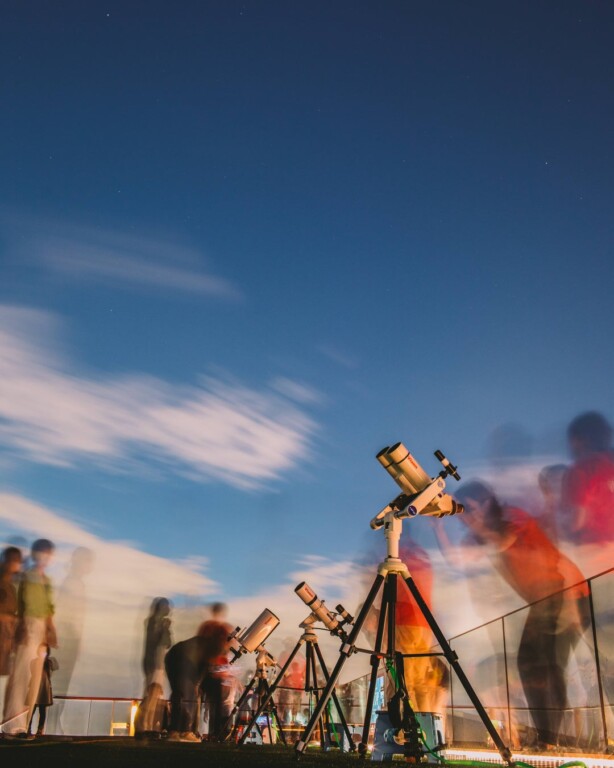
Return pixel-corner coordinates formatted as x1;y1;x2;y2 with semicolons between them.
295;557;512;764
239;627;356;751
223;654;287;745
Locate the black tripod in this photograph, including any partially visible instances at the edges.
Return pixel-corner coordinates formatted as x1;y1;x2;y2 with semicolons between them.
223;649;287;745
239;622;356;751
295;451;513;765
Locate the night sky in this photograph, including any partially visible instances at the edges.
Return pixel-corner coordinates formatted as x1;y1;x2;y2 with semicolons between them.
0;0;612;694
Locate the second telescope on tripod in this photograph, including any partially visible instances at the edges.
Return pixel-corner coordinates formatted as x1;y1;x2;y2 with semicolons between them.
294;582;353;639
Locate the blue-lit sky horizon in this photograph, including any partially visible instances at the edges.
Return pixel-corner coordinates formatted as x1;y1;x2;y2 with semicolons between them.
1;1;613;683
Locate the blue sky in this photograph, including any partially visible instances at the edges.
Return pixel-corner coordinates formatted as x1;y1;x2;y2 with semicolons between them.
0;1;613;694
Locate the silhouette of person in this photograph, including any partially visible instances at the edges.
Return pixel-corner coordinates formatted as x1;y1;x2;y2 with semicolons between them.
197;602;234;741
0;547;23;717
454;481;590;749
164;630;229;742
562;412;614;731
3;539;58;736
53;546;94;732
143;597;173;689
277;638;306;725
362;526;440;714
562;412;614;552
136;597;172;737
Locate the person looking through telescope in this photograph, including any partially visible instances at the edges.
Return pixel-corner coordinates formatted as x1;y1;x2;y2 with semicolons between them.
445;480;590;750
197;602;235;741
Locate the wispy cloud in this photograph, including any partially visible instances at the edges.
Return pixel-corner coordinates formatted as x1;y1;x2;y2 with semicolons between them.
2;212;242;300
0;492;365;696
316;342;358;369
0;305;317;488
270;377;324;405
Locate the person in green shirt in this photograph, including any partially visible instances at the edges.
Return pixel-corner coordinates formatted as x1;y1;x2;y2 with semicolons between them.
2;539;58;736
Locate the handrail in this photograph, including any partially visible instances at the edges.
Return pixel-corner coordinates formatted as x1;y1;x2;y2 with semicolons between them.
448;566;613;641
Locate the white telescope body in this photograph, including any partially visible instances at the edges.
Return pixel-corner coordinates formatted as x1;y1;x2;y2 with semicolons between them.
378;442;432;495
236;608;280;654
295;582;340;634
372;442;463;528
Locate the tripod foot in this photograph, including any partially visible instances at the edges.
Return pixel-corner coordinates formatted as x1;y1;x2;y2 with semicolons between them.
358;741;369;759
295;740;306;756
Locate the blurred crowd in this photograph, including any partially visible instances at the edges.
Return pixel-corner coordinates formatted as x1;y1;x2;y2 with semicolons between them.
0;410;612;750
381;410;614;750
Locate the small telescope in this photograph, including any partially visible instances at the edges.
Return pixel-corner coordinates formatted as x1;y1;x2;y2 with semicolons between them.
295;582;354;638
228;608;280;663
371;442;463;529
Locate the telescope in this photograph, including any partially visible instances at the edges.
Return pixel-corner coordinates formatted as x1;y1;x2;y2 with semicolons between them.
228;608;280;663
295;582;353;638
371;443;463;529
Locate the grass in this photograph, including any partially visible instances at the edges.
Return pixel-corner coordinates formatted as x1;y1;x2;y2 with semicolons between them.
0;736;366;768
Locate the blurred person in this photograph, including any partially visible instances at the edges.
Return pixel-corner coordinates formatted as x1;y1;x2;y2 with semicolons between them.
197;602;235;741
3;539;58;736
363;527;441;715
26;644;57;738
562;411;614;732
562;412;614;553
53;546;95;733
277;638;306;725
0;547;23;716
537;464;568;544
143;597;173;689
164;629;229;743
136;597;172;737
454;481;590;749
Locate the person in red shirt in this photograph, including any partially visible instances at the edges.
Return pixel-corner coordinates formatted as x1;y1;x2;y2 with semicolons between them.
455;481;590;749
363;530;441;714
277;639;306;726
197;602;234;741
562;411;614;547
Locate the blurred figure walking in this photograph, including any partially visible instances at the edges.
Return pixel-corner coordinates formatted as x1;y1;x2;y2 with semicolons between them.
197;602;234;741
136;597;172;738
3;539;58;736
0;547;23;719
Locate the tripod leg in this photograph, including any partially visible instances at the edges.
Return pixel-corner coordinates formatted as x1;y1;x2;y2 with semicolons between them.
222;675;257;740
264;680;288;746
306;643;326;750
403;574;512;764
295;573;385;756
238;639;303;745
313;641;356;752
359;573;394;756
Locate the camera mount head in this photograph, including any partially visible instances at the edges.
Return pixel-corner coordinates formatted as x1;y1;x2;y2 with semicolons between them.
370;443;464;567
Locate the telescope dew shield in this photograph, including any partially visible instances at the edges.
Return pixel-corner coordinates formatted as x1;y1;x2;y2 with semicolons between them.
376;446;416;495
386;442;431;493
237;608;280;653
294;582;340;633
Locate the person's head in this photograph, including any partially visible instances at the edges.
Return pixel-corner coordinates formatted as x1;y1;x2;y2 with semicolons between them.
0;546;23;576
31;538;55;568
151;597;171;618
455;480;504;539
210;602;227;619
69;546;95;577
567;411;612;459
